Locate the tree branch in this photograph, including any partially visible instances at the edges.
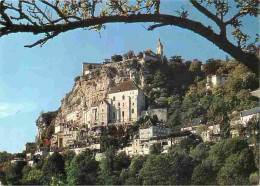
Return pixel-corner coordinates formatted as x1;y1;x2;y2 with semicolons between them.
40;0;70;23
24;31;60;48
225;11;247;25
148;23;170;31
190;0;223;28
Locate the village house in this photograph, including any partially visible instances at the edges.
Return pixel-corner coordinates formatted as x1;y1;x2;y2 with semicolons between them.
206;74;227;89
139;123;171;139
201;120;221;142
181;118;205;134
240;107;260;125
230;107;260;138
11;157;26;164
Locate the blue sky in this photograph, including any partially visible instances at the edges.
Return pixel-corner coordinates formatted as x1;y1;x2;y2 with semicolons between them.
0;1;258;153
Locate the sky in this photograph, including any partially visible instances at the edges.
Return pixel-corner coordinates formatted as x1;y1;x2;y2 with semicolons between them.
0;0;258;153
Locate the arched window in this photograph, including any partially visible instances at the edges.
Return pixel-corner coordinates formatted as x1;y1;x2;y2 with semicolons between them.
122;95;125;100
122;111;124;117
132;109;134;114
113;97;115;101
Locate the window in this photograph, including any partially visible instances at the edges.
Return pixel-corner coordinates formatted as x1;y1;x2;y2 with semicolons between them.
122;95;125;100
133;102;134;105
132;109;134;114
123;103;125;106
122;111;124;117
118;102;120;106
113;112;115;119
113;97;115;101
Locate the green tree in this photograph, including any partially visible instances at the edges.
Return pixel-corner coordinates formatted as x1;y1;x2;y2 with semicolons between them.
42;152;65;184
98;148;130;185
202;59;222;75
22;169;44;185
5;161;26;185
204;137;251;181
190;142;211;163
167;94;182;130
0;152;13;163
217;148;256;185
120;156;147;185
191;161;217;185
149;143;162;155
111;54;123;62
62;149;76;174
123;50;135;60
195;124;207;135
139;155;174;185
189;59;202;73
249;172;259;185
67;150;99;185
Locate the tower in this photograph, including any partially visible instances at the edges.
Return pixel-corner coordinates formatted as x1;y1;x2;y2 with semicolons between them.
156;38;163;61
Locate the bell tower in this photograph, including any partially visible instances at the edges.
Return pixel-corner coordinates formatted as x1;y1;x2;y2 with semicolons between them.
156;38;163;61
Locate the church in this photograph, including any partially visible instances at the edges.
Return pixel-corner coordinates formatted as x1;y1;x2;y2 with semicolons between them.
84;80;146;128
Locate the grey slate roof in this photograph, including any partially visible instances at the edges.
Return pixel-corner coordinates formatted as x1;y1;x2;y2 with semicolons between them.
241;107;260;117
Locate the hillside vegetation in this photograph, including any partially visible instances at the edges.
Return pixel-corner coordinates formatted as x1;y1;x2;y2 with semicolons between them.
0;55;259;185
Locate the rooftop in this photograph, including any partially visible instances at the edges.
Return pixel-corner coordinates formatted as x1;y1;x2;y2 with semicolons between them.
251;89;260;98
241;107;260;117
109;80;139;94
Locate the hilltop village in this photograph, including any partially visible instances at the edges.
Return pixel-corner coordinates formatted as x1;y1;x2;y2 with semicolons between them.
14;40;259;167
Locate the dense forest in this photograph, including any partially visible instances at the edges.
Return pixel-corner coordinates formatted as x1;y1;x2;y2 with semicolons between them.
0;54;259;185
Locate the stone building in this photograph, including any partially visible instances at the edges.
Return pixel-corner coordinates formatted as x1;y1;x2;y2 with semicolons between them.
107;80;145;124
82;62;103;75
139;124;171;139
84;80;146;128
201;120;221;142
52;123;80;148
240;107;260;125
206;74;227;89
140;39;164;64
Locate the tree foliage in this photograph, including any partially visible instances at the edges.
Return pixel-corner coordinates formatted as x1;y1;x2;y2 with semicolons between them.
42;152;65;184
67;150;98;185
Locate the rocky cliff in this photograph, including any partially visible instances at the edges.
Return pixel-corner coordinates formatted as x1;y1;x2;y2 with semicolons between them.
36;59;148;136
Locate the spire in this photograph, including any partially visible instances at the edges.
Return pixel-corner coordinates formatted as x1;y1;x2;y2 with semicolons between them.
156;38;163;56
157;38;163;48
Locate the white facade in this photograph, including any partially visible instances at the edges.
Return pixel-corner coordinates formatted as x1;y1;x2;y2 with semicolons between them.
206;75;227;89
108;88;145;124
139;126;171;139
181;125;198;134
83;81;145;128
240;107;260;125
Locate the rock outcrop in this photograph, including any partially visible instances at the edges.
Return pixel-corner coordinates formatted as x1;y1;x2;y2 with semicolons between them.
37;59;146;134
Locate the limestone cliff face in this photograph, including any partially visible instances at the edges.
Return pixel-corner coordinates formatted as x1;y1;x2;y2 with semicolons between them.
53;59;144;127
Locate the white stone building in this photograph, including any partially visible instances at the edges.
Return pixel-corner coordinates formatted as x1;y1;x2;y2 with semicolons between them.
84;80;146;128
139;125;171;139
240;107;260;125
141;39;164;64
206;74;227;89
107;80;145;124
